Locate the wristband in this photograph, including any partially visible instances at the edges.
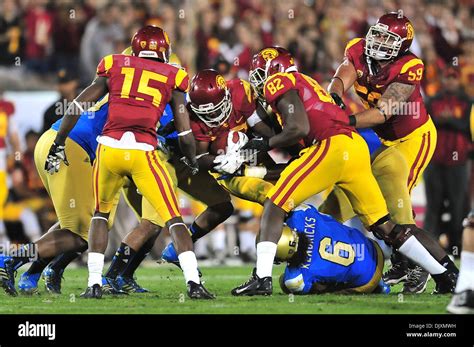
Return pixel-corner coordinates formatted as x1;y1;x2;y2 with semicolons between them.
348;115;357;127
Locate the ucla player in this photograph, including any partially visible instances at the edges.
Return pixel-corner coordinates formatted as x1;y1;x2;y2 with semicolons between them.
277;204;389;294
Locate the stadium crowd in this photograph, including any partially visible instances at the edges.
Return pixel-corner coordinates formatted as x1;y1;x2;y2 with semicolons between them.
0;0;472;261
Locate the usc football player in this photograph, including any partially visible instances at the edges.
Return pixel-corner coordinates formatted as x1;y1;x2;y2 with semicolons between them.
231;47;457;296
44;26;213;299
159;69;276;263
327;12;447;289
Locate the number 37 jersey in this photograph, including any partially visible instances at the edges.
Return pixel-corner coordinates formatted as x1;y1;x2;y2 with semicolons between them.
282;204;380;294
96;54;189;147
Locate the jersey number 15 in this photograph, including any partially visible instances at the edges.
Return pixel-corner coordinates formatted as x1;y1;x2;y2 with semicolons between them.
120;67;168;107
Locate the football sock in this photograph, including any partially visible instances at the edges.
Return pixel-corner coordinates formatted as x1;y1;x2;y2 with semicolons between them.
105;243;136;279
87;252;104;287
10;243;37;270
398;236;446;275
49;251;81;272
256;241;277;278
26;257;53;275
121;236;155;278
454;251;474;293
178;251;200;284
190;222;209;243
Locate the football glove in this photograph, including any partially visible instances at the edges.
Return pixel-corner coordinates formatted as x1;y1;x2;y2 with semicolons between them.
179;156;199;175
330;92;346;110
241;137;270;153
213;151;245;175
45;142;69;175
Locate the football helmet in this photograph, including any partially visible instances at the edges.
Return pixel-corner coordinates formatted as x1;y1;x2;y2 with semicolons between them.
365;12;414;61
188;69;232;128
249;46;296;97
275;225;299;262
131;25;171;62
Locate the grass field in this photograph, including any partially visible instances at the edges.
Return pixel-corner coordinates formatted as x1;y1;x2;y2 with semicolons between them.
0;263;454;314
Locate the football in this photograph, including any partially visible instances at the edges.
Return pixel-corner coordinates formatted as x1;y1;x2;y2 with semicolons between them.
209;130;248;155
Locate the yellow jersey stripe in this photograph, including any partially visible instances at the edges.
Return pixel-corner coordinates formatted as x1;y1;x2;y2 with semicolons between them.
103;55;114;73
470;104;474;141
344;38;362;54
400;58;424;74
175;68;188;91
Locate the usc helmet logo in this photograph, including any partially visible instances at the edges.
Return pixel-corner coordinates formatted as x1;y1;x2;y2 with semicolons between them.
406;23;414;40
261;48;279;61
216;75;226;89
140;41;147;49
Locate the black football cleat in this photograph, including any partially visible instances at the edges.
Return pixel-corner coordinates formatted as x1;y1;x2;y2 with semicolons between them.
447;289;474;314
187;281;215;299
80;284;103;299
432;270;458;295
231;268;272;296
383;261;408;285
401;265;430;294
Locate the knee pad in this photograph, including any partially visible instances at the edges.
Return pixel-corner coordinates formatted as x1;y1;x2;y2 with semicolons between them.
370;223;413;249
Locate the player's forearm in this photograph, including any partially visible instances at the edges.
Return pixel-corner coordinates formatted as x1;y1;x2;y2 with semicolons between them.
55;78;107;145
178;133;197;164
351;108;387;128
328;59;357;96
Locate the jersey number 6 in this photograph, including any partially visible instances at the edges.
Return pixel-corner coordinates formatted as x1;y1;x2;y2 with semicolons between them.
318;237;355;266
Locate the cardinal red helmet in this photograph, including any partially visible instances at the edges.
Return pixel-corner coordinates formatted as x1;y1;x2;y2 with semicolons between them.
131;25;171;62
188;69;232;128
365;12;415;61
249;47;296;97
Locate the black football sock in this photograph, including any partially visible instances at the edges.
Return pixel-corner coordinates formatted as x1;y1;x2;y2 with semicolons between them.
25;257;53;275
190;222;210;243
121;234;158;278
10;243;37;270
49;251;81;273
105;242;136;279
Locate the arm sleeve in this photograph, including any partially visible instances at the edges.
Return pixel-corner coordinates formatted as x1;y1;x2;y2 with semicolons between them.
96;55;114;78
395;58;424;85
174;68;190;92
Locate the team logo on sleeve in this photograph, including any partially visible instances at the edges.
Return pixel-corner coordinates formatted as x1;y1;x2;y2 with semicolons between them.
140;41;147;49
261;48;279;61
406;23;414;40
216;75;227;89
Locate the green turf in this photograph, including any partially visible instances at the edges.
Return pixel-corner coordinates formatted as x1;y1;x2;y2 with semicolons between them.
0;264;452;314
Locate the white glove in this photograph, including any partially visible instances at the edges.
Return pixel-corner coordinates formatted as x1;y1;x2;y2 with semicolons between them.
226;131;248;154
213;151;245;174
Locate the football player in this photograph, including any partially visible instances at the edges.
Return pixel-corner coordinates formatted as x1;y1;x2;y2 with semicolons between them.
231;47;457;296
44;26;213;299
277;204;389;295
327;12;449;287
159;69;277;262
447;212;474;313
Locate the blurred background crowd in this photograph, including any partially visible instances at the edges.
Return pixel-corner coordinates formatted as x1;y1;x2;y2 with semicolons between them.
0;0;472;263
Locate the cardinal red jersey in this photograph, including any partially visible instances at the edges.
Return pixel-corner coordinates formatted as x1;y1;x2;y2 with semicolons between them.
345;38;429;141
190;78;256;142
0;100;15;149
96;54;189;147
263;72;354;146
